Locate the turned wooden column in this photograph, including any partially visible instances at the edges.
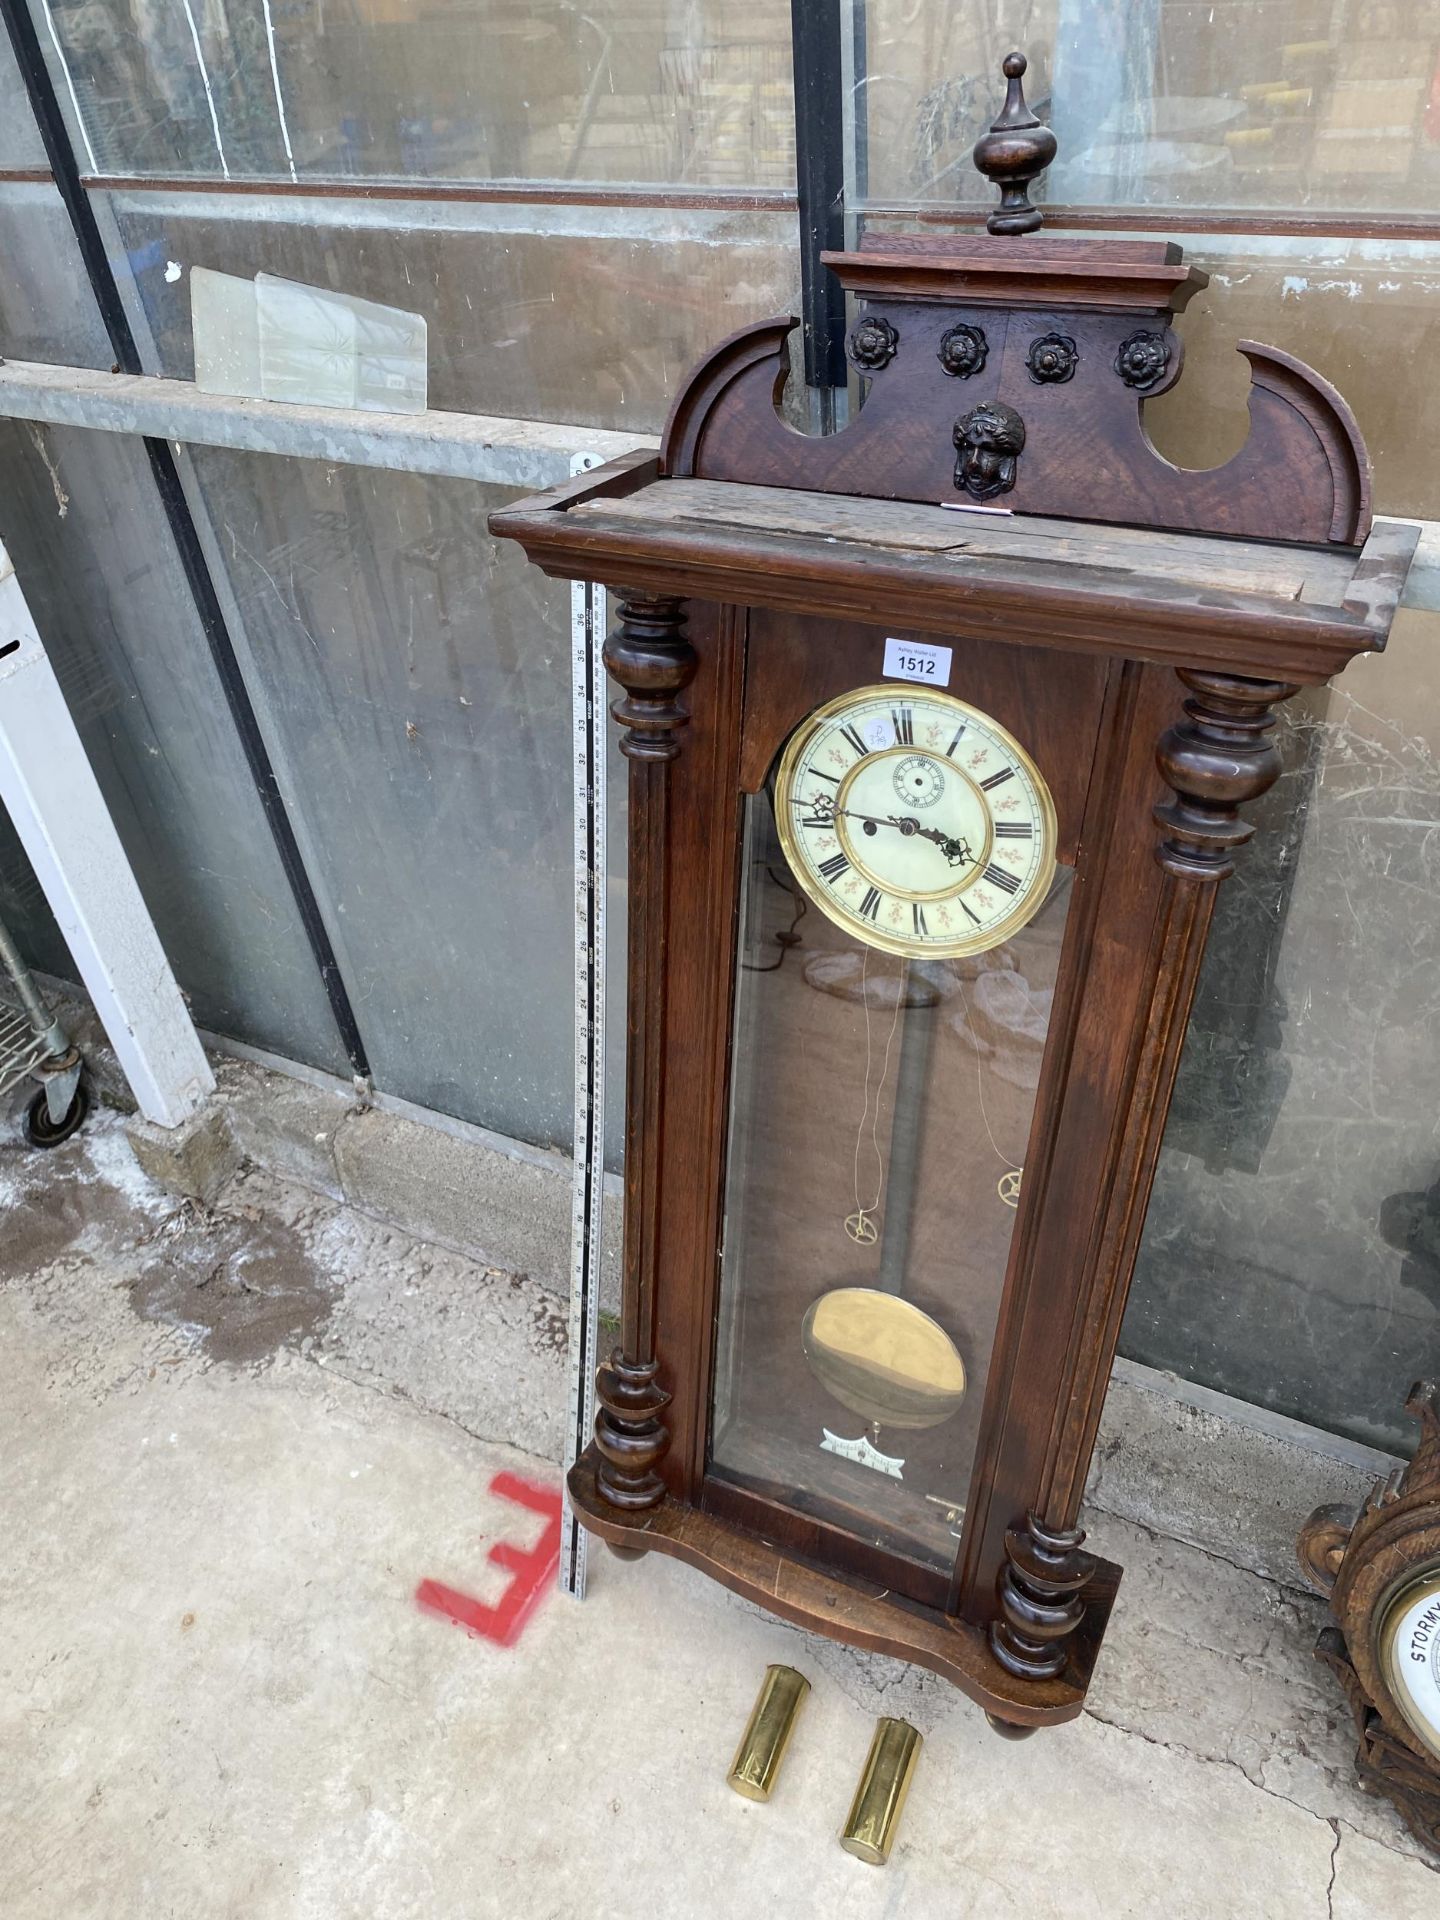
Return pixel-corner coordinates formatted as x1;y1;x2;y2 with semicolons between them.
989;667;1299;1702
593;592;697;1511
1153;669;1299;882
990;1514;1097;1691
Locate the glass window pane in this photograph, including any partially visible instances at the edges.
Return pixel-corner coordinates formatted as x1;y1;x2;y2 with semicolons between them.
712;791;1070;1579
32;0;794;187
0;181;347;1070
0;181;112;366
174;450;599;1143
0;420;350;1070
853;1;1440;218
102;190;799;434
1129;609;1440;1456
0;24;47;170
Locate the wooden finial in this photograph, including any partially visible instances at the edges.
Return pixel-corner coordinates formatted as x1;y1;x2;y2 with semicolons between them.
973;51;1056;236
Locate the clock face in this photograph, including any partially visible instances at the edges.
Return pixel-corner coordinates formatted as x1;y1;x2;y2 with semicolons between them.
774;684;1057;958
1380;1570;1440;1762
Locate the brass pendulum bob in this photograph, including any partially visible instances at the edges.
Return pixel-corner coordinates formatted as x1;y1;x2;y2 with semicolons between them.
802;1289;967;1440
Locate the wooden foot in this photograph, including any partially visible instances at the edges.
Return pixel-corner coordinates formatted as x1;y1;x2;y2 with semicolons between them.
604;1540;649;1563
985;1712;1038;1741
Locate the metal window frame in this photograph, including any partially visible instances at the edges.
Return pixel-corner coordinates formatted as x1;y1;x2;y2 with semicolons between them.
0;0;836;1082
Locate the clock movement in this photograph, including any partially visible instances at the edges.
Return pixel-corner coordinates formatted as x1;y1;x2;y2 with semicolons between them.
490;54;1418;1736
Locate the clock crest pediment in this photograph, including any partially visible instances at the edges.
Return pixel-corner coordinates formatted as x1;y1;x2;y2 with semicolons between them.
660;312;1372;550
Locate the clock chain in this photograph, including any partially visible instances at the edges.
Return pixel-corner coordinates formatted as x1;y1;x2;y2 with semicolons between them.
955;973;1025;1209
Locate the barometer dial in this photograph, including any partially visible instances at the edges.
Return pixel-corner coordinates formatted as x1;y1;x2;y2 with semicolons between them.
1380;1570;1440;1764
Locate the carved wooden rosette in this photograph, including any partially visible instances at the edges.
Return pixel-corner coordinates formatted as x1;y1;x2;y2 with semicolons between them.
991;1515;1097;1687
594;592;696;1512
1299;1384;1440;1858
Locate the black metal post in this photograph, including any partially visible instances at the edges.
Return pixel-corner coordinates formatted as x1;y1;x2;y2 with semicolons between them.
0;0;373;1084
790;0;848;396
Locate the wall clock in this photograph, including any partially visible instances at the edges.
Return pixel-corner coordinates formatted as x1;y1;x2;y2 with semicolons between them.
1300;1383;1440;1854
491;54;1418;1736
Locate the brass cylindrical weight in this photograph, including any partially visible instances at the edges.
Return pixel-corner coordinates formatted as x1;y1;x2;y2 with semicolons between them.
727;1665;811;1801
840;1717;922;1864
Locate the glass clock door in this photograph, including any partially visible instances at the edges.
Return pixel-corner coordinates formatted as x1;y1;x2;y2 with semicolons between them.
709;774;1072;1584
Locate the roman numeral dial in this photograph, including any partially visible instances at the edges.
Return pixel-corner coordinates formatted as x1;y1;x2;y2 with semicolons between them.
773;683;1057;959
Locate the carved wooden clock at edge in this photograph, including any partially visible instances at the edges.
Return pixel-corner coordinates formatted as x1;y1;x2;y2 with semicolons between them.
1300;1384;1440;1856
490;54;1418;1739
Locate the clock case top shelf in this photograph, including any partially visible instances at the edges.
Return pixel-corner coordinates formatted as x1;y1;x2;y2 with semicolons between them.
487;61;1418;1736
495;460;1412;690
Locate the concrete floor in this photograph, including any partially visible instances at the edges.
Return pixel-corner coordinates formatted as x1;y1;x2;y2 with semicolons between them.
2;1113;1437;1917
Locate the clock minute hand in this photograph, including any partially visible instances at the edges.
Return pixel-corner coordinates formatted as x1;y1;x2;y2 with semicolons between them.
793;797;973;867
794;798;914;836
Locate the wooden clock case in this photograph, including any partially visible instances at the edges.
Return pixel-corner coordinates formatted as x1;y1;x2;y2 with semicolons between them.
490;59;1417;1737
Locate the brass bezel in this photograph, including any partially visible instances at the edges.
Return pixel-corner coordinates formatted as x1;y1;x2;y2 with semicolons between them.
774;683;1059;960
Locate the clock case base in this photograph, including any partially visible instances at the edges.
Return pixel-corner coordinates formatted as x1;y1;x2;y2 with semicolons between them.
569;1449;1120;1730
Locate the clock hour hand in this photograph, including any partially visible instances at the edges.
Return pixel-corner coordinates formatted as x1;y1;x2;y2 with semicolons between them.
889;817;975;868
